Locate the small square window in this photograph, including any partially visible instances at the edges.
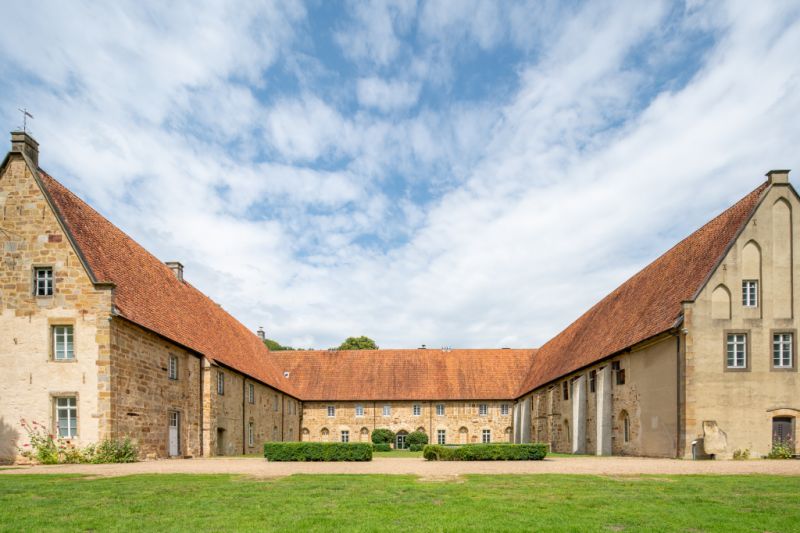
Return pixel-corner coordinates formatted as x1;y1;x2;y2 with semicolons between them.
341;430;349;443
52;325;74;361
383;404;391;417
217;372;225;395
437;429;446;445
482;429;491;443
436;404;445;416
500;404;509;416
726;333;748;369
773;333;794;369
327;405;335;417
55;396;77;438
168;355;178;380
479;404;488;416
413;404;421;416
355;404;364;417
34;267;53;296
742;280;758;307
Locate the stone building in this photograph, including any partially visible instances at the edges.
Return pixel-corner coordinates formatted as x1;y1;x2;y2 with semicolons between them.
271;349;534;447
514;173;800;459
0;132;300;461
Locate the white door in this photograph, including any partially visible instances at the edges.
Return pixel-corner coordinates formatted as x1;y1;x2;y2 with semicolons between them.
169;411;180;457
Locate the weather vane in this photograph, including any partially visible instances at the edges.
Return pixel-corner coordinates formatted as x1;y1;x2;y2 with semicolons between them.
18;108;33;133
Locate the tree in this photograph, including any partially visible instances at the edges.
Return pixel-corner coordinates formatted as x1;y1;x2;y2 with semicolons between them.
337;336;378;350
263;338;295;351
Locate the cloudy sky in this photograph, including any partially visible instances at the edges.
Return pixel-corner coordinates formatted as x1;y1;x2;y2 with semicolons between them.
1;1;799;349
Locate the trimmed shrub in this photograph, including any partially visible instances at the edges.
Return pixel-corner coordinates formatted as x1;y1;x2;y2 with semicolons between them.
264;442;372;462
85;438;138;464
373;443;391;452
371;428;395;445
407;431;428;451
423;443;548;461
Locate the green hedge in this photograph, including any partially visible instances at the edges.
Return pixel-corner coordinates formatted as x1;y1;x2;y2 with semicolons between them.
264;442;373;462
422;443;548;461
373;443;391;452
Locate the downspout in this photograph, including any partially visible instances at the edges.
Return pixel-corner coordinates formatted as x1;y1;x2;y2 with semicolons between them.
281;394;285;441
373;401;376;432
242;379;246;455
199;357;204;457
676;331;682;458
429;401;433;439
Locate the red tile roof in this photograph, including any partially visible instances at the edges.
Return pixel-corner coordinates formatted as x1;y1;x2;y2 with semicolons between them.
270;349;537;401
516;182;769;397
37;170;297;397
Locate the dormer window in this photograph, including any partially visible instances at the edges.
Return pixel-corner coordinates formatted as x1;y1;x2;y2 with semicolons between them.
742;280;758;307
34;267;53;296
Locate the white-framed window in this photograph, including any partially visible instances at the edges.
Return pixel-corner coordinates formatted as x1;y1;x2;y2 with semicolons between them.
773;333;793;369
482;429;491;443
55;396;77;438
383;404;391;417
436;404;445;416
217;371;225;395
274;393;279;412
248;421;254;447
168;355;178;380
500;404;509;416
248;383;255;404
341;430;349;443
437;429;446;445
413;404;421;416
742;280;758;307
34;266;53;296
355;404;364;417
727;333;747;369
52;325;74;361
479;404;488;416
327;405;335;417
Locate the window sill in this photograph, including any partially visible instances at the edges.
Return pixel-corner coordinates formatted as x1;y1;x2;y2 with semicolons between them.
50;359;77;363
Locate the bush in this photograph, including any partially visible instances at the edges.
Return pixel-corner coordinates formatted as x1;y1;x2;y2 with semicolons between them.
423;443;548;461
733;448;750;460
372;443;391;452
767;440;794;459
407;431;428;452
371;428;395;445
18;419;139;464
86;438;138;463
264;442;372;462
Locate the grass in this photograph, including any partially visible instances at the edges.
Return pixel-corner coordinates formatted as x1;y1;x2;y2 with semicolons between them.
372;449;423;458
1;474;799;532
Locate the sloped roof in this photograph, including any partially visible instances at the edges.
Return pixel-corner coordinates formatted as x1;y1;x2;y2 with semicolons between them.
270;349;537;401
37;170;297;397
516;182;769;397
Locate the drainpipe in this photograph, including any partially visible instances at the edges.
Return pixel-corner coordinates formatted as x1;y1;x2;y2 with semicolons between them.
373;401;376;432
199;357;204;457
429;401;433;439
242;378;246;455
676;332;682;459
281;394;285;441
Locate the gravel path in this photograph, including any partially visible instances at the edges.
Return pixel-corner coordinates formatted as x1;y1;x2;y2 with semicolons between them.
3;456;800;478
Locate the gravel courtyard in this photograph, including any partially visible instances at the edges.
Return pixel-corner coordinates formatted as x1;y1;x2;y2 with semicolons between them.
3;456;800;478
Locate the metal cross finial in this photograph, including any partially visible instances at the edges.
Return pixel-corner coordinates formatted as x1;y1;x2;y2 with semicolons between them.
18;108;33;133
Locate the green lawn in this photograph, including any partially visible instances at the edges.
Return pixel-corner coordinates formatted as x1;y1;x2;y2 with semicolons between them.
1;474;798;532
372;449;423;458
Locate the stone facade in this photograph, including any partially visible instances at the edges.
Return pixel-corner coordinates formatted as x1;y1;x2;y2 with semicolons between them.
301;400;514;446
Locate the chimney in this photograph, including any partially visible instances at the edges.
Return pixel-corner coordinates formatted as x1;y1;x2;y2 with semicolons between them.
165;261;184;281
767;169;790;185
10;131;39;168
257;327;266;341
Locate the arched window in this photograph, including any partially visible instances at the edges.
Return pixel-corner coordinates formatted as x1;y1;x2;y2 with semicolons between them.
320;427;329;442
360;427;369;442
620;410;630;443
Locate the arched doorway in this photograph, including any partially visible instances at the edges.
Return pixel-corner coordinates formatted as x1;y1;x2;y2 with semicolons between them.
360;427;369;442
320;427;329;442
396;430;409;449
459;427;468;444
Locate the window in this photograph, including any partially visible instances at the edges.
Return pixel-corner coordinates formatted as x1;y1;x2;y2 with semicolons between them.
327;405;335;417
562;381;569;400
55;396;77;438
622;412;630;443
773;333;794;369
413;404;421;416
248;422;254;447
341;430;350;443
742;280;758;307
168;355;178;380
383;404;391;417
248;383;255;404
436;404;445;416
274;394;279;412
34;267;53;296
726;333;748;369
589;370;596;393
437;429;446;445
355;404;364;417
479;404;488;416
52;325;74;361
612;361;625;385
482;429;491;443
217;372;225;395
500;403;509;416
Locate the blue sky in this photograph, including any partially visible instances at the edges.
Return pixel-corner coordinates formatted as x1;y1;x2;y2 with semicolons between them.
2;1;800;349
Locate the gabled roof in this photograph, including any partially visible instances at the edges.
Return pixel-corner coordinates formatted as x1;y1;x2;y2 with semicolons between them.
270;349;537;401
36;170;297;397
516;181;769;397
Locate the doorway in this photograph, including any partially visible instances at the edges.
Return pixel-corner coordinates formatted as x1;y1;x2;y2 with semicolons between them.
773;417;794;447
216;428;225;456
395;431;408;450
168;411;180;457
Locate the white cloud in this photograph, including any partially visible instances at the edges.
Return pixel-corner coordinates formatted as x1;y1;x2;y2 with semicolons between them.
357;77;420;112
